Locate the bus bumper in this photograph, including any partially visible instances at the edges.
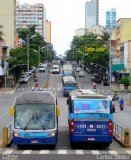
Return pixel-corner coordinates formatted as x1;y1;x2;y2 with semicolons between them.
13;136;57;145
70;135;113;143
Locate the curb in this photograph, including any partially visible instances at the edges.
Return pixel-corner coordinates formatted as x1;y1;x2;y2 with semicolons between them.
113;136;131;148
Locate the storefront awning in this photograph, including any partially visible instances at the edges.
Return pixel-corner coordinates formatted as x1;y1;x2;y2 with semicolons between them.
111;64;124;72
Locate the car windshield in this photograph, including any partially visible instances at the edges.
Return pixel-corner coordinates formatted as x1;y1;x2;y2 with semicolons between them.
53;67;59;69
15;103;55;130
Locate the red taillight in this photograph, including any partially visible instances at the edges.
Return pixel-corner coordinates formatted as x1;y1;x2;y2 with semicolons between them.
108;119;113;135
70;118;74;135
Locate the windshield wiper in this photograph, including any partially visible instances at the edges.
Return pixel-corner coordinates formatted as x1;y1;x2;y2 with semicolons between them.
23;115;34;130
23;114;46;130
36;115;46;130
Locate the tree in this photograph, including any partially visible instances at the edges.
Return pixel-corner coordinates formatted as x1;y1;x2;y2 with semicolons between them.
0;25;3;40
119;77;130;91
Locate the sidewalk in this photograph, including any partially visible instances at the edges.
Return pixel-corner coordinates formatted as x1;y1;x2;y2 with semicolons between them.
0;83;19;94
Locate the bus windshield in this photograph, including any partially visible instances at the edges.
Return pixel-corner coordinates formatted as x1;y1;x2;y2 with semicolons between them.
64;83;76;87
73;99;110;114
15;103;55;130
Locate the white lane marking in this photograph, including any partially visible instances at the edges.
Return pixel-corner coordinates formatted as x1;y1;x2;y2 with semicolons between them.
109;150;118;154
39;150;50;154
125;150;131;154
3;149;14;154
22;150;32;154
91;150;100;154
75;150;84;155
0;111;9;119
58;149;68;154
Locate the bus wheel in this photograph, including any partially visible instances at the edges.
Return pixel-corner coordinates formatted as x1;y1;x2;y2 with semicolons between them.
70;142;75;148
17;145;23;149
103;143;110;148
49;144;56;149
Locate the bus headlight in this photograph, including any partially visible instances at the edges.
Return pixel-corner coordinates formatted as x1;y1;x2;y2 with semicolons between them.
14;131;20;137
50;131;55;136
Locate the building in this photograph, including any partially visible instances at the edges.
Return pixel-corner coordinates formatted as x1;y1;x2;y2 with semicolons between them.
120;41;131;70
46;20;51;43
0;0;16;48
75;28;88;37
85;0;99;30
106;8;116;28
16;1;46;38
116;18;131;57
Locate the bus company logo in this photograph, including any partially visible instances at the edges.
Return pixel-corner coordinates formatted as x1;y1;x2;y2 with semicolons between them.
81;104;90;110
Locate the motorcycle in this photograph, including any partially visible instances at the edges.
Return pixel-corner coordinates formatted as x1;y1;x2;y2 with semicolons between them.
120;104;124;111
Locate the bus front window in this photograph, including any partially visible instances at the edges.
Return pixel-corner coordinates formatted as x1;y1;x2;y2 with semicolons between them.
15;104;55;130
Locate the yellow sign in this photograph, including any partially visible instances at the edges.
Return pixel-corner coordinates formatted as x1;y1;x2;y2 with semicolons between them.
85;47;106;52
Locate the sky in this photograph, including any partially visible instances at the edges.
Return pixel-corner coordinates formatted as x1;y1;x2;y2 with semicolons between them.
19;0;131;56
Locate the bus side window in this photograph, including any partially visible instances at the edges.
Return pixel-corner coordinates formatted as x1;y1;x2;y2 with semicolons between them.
68;97;73;113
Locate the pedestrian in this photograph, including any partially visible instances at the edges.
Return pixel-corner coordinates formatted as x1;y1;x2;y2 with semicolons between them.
93;82;96;89
112;103;115;113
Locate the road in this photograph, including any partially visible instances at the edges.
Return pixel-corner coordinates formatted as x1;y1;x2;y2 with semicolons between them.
0;68;131;160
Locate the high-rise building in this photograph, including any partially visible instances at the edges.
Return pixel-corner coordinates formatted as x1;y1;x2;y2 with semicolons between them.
0;0;16;48
16;1;46;38
116;18;131;56
106;8;116;28
46;20;51;43
85;0;99;29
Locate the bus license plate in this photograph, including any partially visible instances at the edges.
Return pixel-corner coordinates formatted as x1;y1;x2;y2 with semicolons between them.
31;140;39;144
88;138;95;141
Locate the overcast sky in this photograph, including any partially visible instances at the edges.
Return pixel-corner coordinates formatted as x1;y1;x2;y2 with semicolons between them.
19;0;131;55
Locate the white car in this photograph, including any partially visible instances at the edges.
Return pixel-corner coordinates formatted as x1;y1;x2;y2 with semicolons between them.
78;70;85;77
39;64;46;72
75;67;82;72
19;74;30;83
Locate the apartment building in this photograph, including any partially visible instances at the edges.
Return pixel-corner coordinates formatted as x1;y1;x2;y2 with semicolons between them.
0;0;16;48
116;18;131;56
16;1;46;38
46;20;51;43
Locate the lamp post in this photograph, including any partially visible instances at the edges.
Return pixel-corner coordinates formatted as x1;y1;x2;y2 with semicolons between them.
27;34;36;88
33;46;46;83
109;29;112;95
78;50;88;89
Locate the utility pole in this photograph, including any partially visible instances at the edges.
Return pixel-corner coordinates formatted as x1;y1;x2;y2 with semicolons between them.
27;35;29;89
109;29;112;95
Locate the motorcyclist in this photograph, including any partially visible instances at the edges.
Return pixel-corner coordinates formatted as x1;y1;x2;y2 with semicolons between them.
119;98;124;110
114;92;119;101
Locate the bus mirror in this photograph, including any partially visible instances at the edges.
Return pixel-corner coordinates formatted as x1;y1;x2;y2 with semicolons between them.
67;98;69;105
10;105;14;116
56;106;60;116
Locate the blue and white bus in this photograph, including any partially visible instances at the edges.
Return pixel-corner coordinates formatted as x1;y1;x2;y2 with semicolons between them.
67;89;113;147
62;75;78;96
10;91;60;148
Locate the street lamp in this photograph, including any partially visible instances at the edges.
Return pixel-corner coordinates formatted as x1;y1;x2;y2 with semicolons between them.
27;34;37;88
33;46;45;82
78;50;88;89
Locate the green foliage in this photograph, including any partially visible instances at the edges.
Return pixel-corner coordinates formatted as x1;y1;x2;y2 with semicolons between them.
66;32;109;68
0;25;3;40
119;77;130;86
9;27;56;71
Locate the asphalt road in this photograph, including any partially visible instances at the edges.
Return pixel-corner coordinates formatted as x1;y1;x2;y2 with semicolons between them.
0;68;131;160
